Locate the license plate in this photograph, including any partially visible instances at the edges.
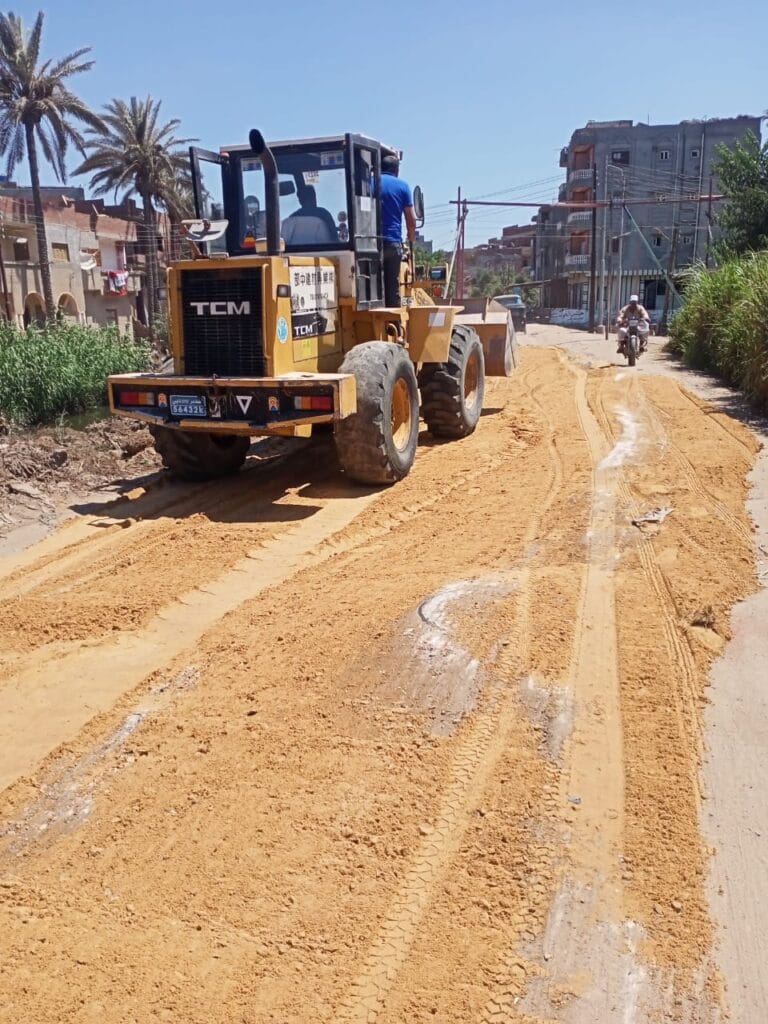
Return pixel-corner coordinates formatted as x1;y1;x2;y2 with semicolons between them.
170;394;207;417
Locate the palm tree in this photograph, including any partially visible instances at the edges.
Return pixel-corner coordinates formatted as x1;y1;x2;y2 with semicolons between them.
75;96;194;328
160;172;195;262
0;11;104;320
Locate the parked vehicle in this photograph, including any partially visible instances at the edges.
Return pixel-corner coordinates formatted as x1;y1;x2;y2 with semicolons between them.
493;294;527;334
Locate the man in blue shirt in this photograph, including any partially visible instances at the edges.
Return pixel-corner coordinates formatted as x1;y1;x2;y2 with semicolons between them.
380;154;416;307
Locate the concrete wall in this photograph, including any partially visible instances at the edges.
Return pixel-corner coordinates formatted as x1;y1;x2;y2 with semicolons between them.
550;308;588;326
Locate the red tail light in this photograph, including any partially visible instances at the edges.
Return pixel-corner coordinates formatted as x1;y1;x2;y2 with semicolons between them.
294;395;333;412
118;390;156;407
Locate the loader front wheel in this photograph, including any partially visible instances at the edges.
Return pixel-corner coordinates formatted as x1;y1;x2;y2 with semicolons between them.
335;342;419;485
149;426;250;481
419;325;485;438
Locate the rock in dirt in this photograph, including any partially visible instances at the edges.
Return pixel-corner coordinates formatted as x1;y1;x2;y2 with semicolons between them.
7;480;48;502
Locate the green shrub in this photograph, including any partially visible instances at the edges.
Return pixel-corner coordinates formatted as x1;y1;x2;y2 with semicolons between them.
669;253;768;411
0;321;151;427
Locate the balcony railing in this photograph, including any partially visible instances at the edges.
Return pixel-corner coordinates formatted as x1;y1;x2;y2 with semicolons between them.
565;254;590;269
569;168;593;182
567;210;592;224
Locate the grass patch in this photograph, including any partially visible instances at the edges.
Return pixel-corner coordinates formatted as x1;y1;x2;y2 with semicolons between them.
0;322;150;427
669;254;768;411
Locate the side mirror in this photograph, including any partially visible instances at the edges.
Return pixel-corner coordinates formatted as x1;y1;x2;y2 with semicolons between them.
413;185;425;228
279;180;296;197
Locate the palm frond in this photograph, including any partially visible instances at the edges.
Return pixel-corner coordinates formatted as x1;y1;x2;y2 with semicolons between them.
77;93;196;213
0;10;100;183
27;12;44;69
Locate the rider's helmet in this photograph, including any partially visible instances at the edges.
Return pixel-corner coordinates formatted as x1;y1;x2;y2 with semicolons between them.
629;294;639;303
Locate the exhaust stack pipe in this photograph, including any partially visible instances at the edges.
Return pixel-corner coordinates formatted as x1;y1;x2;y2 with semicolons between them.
249;129;280;255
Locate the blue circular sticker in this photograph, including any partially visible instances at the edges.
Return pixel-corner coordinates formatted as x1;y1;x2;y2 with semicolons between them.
277;316;289;344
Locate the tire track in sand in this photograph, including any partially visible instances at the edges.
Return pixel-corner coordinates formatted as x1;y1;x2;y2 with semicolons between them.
0;483;378;791
591;376;705;765
636;383;753;547
0;439;306;602
580;369;726;1018
334;357;566;1024
479;355;628;1024
0;425;527;794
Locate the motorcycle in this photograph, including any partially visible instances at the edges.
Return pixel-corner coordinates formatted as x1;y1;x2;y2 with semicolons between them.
619;317;642;367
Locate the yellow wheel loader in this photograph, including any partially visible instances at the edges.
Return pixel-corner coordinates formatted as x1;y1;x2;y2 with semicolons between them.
107;130;517;485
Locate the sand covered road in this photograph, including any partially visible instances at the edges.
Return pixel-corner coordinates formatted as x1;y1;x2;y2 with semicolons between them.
0;342;759;1022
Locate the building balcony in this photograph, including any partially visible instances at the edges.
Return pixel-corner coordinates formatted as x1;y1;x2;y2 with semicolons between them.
569;167;593;182
81;267;142;295
565;253;590;269
559;147;568;168
558;183;568;202
567;210;592;225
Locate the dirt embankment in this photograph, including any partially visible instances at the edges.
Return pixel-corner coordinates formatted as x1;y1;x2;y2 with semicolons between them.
0;418;160;545
0;343;760;1023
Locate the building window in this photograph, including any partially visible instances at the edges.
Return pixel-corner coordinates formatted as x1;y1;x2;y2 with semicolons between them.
691;148;700;158
659;150;671;161
51;243;70;262
611;149;630;165
681;234;693;244
13;240;30;261
105;308;119;326
652;235;663;247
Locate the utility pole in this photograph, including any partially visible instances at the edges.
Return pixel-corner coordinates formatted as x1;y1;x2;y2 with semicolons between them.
455;186;464;300
588;163;598;332
0;215;12;322
660;225;678;334
705;174;714;268
599;155;609;335
603;198;614;338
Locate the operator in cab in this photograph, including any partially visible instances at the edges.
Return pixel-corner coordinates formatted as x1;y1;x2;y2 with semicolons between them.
380;154;417;307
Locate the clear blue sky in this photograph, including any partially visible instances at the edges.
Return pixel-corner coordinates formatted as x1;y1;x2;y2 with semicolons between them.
8;0;767;247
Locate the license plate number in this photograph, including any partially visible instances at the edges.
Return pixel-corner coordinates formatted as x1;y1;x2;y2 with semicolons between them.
170;394;207;417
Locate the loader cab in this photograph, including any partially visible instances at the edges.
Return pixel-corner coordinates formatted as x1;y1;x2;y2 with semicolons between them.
190;133;402;310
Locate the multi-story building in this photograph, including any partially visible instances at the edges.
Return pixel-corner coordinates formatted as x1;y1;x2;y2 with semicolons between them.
462;222;536;292
532;201;569;308
0;185;169;330
536;115;762;323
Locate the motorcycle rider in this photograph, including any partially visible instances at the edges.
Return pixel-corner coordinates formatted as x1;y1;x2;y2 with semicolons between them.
616;294;650;353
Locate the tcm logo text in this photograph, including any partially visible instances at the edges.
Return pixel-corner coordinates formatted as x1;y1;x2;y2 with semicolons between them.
189;301;251;316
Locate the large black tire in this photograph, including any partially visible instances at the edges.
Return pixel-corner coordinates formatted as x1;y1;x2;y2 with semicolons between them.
149;426;250;481
419;325;485;438
628;341;637;367
335;342;419;485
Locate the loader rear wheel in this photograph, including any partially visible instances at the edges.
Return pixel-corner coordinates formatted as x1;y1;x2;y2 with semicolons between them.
335;342;419;485
149;426;250;481
419;325;485;438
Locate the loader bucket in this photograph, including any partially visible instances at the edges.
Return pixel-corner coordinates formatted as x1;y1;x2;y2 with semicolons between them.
454;299;518;377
